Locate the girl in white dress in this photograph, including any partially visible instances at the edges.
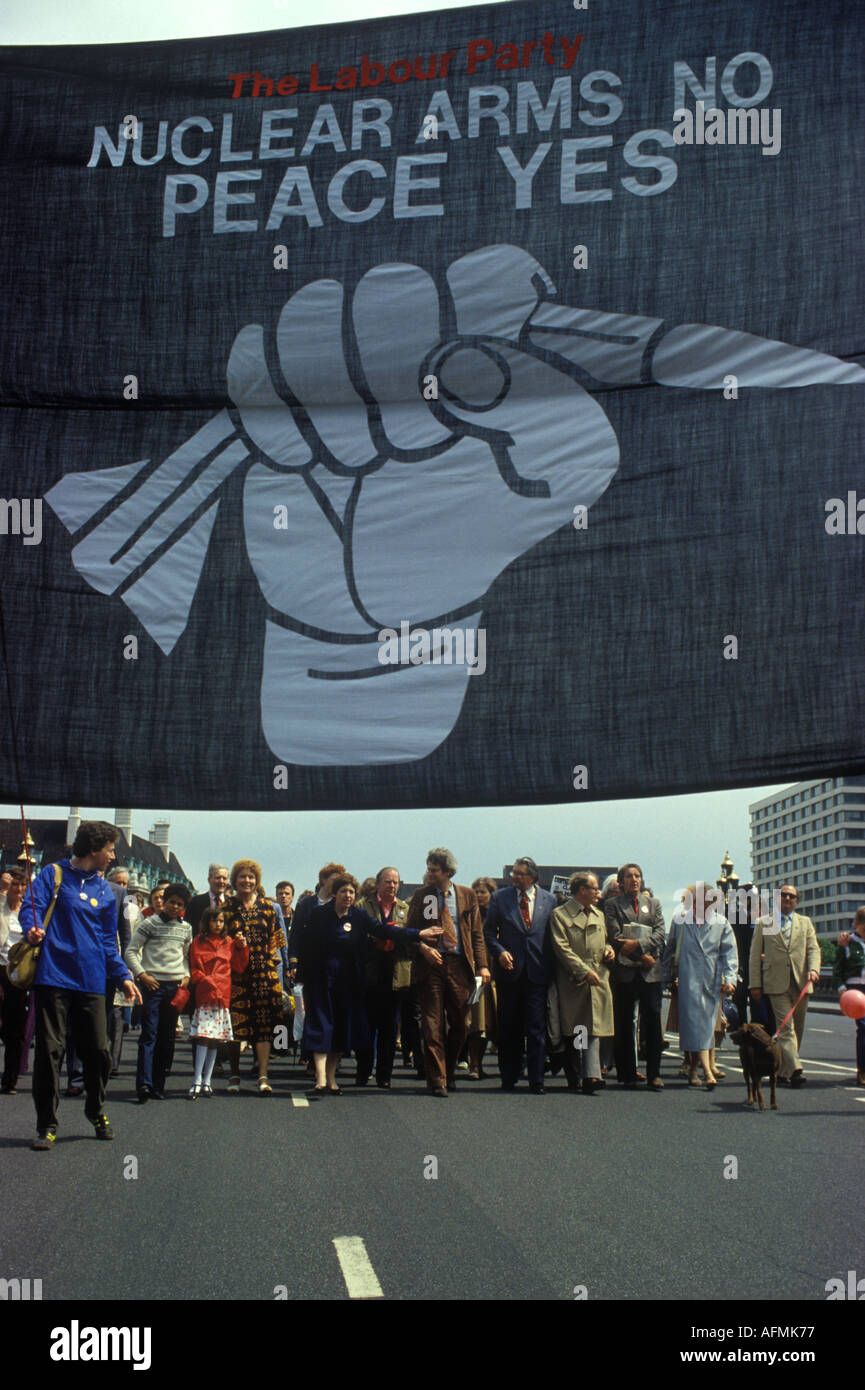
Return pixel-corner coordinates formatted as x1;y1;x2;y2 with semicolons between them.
188;907;249;1098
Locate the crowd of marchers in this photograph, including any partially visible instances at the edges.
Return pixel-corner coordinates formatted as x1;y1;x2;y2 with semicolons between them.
1;820;864;1150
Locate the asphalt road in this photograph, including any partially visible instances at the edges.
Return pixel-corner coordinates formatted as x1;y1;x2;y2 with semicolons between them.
2;1003;861;1304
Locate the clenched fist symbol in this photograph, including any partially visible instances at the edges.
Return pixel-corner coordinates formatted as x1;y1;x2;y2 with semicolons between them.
46;243;864;765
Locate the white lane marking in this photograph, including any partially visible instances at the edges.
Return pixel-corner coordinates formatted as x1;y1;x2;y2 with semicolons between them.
793;1058;857;1072
333;1237;384;1300
291;1094;309;1108
810;1028;833;1034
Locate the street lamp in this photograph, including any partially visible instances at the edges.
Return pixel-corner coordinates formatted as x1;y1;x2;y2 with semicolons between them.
17;830;41;876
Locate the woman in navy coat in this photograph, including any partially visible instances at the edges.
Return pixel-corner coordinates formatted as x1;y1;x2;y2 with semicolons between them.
298;874;441;1097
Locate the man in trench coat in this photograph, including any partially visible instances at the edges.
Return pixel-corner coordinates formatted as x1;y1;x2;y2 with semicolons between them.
550;872;615;1093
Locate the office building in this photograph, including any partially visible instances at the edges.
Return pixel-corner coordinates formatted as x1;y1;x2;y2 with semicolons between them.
749;776;865;936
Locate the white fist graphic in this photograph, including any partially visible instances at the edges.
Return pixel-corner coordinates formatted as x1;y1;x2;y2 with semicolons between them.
45;243;864;766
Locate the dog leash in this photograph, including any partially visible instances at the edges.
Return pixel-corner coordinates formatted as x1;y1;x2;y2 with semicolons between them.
770;981;813;1041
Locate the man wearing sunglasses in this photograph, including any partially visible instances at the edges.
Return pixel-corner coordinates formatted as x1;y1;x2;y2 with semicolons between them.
749;885;820;1087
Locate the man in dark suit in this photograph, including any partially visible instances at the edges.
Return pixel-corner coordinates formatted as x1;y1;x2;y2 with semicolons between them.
186;864;230;932
484;857;556;1094
406;847;489;1098
604;862;666;1090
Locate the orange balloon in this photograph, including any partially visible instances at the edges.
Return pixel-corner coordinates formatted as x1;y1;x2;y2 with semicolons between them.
840;990;865;1020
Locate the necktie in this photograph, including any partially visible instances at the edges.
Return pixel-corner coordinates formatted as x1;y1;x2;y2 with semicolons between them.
373;902;395;952
440;900;457;950
633;896;639;915
520;891;531;929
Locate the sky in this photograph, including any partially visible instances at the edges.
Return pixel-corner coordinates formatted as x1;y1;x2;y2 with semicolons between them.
2;0;793;909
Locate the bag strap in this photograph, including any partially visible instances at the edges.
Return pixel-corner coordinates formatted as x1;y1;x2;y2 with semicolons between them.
667;919;685;980
40;863;63;934
673;919;685;973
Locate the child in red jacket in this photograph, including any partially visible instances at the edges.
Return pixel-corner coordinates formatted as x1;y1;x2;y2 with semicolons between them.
188;906;249;1098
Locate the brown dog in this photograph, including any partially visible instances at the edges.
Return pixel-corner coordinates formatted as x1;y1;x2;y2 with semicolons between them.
729;1023;782;1111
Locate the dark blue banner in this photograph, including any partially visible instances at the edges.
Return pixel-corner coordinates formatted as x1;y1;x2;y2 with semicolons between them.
0;0;862;808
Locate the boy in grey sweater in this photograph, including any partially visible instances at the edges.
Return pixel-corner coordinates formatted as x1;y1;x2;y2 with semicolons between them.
126;883;192;1101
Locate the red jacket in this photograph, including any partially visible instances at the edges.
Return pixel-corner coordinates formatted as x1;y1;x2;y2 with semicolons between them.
189;934;249;1009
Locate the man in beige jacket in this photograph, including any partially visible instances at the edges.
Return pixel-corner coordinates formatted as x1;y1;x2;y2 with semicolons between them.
749;885;821;1086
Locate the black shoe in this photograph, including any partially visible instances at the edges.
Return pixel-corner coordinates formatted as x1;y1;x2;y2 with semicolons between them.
619;1080;639;1090
500;1080;518;1091
354;1077;369;1087
431;1086;448;1098
65;1085;84;1098
149;1088;164;1100
376;1080;391;1089
790;1070;807;1088
92;1114;115;1140
136;1088;149;1104
582;1079;601;1095
529;1083;546;1095
446;1078;457;1091
32;1128;57;1150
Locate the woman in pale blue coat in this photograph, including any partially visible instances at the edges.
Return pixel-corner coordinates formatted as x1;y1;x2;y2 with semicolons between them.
663;882;738;1089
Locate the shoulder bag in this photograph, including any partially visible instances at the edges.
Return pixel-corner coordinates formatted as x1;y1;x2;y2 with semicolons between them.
7;863;62;990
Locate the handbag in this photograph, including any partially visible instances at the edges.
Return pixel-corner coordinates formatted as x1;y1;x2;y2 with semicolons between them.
170;985;190;1013
170;980;195;1015
6;863;62;990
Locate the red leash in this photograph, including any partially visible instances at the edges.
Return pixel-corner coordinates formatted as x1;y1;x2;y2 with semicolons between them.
771;981;813;1040
19;804;39;934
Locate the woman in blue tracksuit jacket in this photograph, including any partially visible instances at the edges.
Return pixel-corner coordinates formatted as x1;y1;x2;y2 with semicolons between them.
18;819;141;1149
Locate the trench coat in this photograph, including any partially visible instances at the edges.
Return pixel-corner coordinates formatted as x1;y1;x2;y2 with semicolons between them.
662;911;739;1050
550;899;614;1038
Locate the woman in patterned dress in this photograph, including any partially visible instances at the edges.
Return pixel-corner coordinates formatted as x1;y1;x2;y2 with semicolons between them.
223;858;286;1095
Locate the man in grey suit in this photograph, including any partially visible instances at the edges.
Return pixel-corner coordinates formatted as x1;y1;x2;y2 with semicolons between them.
604;862;666;1090
484;856;556;1094
749;884;820;1086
